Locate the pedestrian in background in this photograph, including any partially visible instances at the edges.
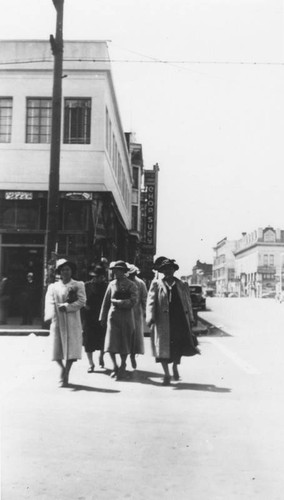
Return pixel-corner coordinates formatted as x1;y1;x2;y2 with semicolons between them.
44;259;86;387
146;257;200;385
127;264;147;369
99;260;137;380
82;265;108;372
20;272;38;325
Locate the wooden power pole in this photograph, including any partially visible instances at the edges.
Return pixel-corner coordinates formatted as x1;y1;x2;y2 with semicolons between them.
44;0;64;284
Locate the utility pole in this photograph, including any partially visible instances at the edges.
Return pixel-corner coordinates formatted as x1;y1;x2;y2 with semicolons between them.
44;0;64;284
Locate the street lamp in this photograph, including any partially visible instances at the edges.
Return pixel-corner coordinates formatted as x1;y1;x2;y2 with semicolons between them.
44;0;64;284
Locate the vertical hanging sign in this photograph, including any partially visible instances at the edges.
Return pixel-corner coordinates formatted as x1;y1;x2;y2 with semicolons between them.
144;170;156;249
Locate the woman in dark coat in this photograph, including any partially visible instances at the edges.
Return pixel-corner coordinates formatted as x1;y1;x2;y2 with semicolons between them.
146;258;200;385
83;265;108;372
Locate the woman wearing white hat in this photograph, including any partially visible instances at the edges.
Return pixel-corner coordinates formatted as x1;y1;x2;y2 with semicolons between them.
44;259;86;387
99;260;137;380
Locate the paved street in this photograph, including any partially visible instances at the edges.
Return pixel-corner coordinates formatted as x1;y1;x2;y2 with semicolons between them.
2;298;284;499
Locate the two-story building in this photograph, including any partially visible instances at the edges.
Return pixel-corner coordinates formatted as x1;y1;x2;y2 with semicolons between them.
234;226;284;297
0;39;138;316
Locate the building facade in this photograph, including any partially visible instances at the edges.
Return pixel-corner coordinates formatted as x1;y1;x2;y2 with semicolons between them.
212;237;237;296
234;227;284;297
0;40;140;316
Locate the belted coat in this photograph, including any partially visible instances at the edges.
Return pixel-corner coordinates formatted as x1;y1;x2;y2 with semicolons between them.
146;277;197;359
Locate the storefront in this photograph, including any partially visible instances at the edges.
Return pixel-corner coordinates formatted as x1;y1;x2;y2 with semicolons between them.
0;190;131;324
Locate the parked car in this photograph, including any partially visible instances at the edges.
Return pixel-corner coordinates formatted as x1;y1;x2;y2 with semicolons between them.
188;285;206;311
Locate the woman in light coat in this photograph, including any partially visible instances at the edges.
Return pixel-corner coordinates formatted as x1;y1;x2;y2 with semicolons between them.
99;260;137;380
44;259;86;387
127;264;147;369
146;258;200;385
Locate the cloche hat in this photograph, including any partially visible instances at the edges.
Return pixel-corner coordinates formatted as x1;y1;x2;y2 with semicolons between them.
109;260;129;272
55;258;77;274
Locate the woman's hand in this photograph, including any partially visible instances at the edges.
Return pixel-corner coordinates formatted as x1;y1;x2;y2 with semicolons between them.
58;304;67;312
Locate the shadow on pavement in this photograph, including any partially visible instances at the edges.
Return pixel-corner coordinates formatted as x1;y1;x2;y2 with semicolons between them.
65;383;120;394
173;382;231;393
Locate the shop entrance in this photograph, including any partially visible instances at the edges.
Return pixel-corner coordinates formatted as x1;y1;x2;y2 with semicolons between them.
1;246;44;325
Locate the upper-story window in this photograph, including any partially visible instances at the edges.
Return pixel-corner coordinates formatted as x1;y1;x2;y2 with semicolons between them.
26;98;52;143
132;166;139;189
64;98;91;144
0;98;12;143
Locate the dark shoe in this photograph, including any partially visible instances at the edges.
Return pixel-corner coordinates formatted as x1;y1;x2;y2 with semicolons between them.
162;375;171;386
87;364;95;373
117;363;127;380
130;355;137;369
173;365;180;381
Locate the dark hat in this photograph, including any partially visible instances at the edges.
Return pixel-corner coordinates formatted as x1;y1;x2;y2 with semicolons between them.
157;258;179;272
152;256;169;271
89;265;105;277
109;260;129;272
55;258;77;274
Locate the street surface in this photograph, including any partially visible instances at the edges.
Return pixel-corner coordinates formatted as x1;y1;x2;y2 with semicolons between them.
1;297;284;499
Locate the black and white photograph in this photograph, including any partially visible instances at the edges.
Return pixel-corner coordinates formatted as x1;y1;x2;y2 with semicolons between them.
1;1;284;498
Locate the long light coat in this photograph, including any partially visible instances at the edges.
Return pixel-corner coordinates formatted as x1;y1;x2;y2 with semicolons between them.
131;276;147;354
99;277;137;354
44;279;86;361
146;277;196;359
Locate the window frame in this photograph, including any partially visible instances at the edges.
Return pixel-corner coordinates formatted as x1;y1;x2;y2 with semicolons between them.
0;97;13;143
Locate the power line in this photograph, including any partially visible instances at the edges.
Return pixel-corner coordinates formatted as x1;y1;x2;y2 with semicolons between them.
0;57;284;66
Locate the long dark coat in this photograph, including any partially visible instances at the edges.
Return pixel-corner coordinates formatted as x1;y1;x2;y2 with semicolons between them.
146;277;199;360
82;279;108;352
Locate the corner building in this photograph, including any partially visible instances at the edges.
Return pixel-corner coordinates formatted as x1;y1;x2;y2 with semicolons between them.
0;40;134;311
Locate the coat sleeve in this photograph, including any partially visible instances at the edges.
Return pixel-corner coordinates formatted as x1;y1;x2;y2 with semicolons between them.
64;281;86;313
99;284;111;323
140;280;148;314
146;279;157;325
44;284;56;321
111;281;138;309
181;281;195;324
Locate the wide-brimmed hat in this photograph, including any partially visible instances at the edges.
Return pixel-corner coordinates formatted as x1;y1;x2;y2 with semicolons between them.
152;256;169;271
157;258;179;272
109;260;129;272
89;265;105;277
55;258;77;274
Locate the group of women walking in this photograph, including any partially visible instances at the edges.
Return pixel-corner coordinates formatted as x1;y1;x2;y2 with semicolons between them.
44;256;200;387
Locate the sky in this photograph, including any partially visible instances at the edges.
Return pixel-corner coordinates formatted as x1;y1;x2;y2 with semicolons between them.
1;0;284;275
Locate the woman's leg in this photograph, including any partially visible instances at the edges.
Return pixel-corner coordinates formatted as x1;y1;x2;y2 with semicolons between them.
56;360;66;386
130;353;137;369
161;361;171;385
64;359;74;384
99;350;104;368
86;351;94;372
109;353;118;377
172;362;180;381
118;353;127;379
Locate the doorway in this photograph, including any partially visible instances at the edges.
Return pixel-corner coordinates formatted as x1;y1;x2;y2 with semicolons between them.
2;246;44;324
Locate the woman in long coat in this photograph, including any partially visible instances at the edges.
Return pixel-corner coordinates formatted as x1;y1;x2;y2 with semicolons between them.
146;258;200;385
44;259;86;387
127;264;147;369
82;265;108;372
99;260;137;380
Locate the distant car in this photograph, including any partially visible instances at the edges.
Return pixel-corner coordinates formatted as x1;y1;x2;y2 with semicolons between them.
228;292;238;298
188;285;206;311
205;288;214;297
